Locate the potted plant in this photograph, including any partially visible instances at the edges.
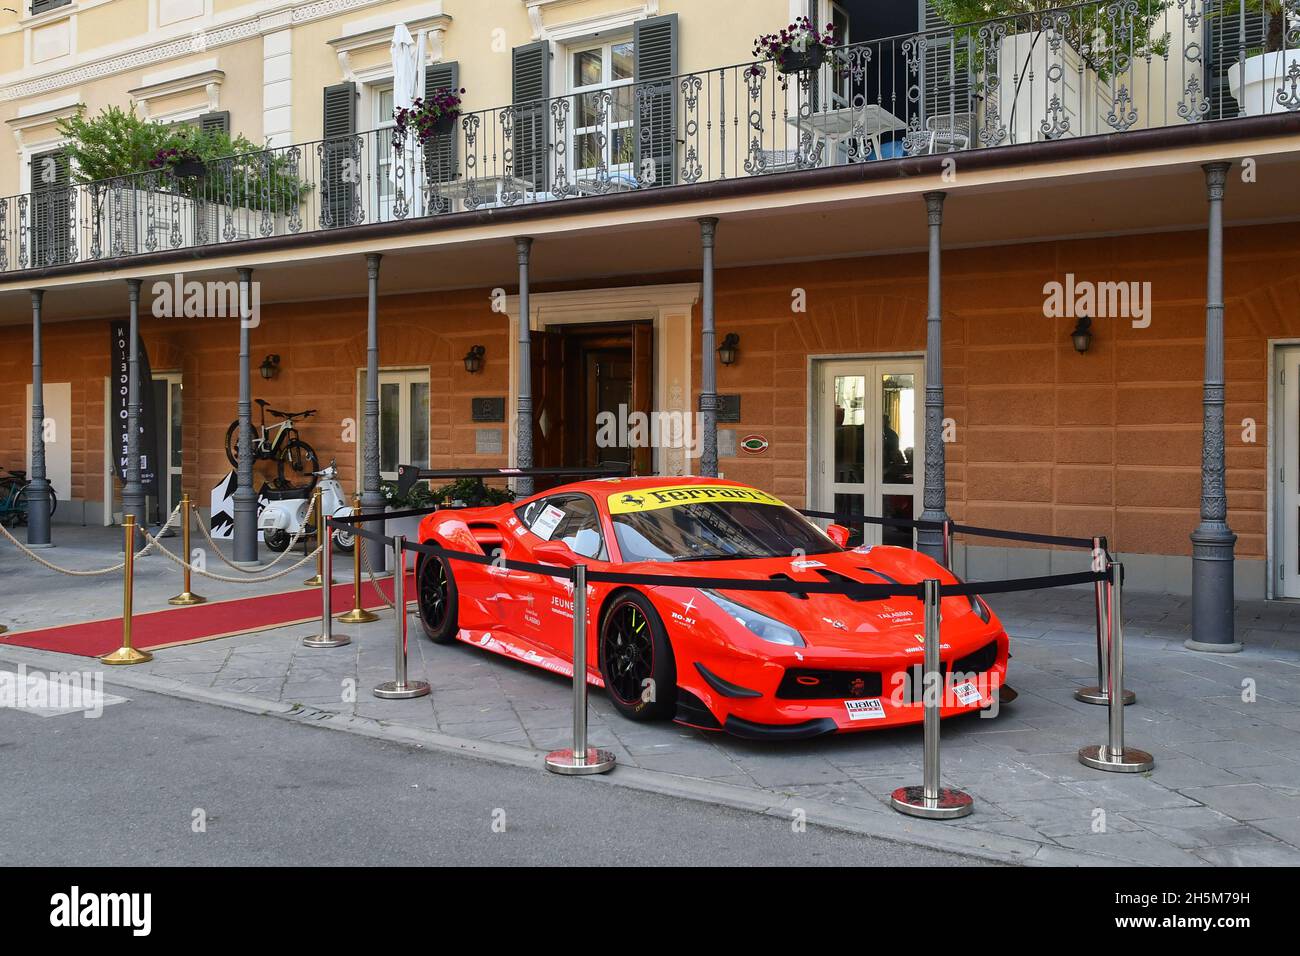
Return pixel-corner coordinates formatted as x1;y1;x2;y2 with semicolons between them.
752;16;838;79
150;146;206;178
391;87;466;150
1221;1;1300;116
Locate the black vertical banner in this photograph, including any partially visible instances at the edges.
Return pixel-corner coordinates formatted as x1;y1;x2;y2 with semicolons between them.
110;322;159;495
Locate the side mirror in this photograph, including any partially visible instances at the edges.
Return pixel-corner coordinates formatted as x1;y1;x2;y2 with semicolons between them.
534;540;579;568
826;524;850;548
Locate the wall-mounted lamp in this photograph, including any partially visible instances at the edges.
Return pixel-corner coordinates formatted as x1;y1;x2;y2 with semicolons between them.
258;353;281;379
717;332;740;367
463;344;486;374
1070;316;1093;355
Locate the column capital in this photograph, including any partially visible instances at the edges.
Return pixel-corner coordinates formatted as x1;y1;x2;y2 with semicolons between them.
923;191;947;224
1202;161;1231;199
30;288;44;306
125;277;143;299
515;236;533;263
237;266;254;282
698;217;718;246
365;252;382;278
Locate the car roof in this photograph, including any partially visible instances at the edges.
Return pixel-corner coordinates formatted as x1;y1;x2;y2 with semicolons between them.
531;475;761;500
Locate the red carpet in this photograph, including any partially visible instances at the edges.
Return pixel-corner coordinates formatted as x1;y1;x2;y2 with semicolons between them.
0;573;414;658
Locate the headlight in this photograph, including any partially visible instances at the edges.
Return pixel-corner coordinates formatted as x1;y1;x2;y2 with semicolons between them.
702;589;805;647
967;594;991;624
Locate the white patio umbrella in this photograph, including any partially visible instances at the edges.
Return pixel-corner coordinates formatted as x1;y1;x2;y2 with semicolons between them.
389;24;427;214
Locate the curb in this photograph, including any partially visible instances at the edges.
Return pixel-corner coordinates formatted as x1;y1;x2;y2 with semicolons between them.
0;643;1124;867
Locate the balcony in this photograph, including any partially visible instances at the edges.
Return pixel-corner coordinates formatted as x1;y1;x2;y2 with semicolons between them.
3;0;1298;277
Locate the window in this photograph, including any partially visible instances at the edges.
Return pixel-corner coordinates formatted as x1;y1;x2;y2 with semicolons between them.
30;0;72;15
569;37;636;177
360;368;429;480
374;84;396;203
516;494;607;560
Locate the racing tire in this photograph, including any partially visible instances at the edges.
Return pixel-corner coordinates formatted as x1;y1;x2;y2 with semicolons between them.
598;590;677;722
264;528;290;553
416;554;458;644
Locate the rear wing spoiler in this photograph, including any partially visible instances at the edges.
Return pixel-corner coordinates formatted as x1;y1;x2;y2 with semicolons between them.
396;463;631;499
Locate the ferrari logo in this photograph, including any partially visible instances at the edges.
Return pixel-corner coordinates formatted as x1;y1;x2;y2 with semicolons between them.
849;677;866;697
620;494;645;509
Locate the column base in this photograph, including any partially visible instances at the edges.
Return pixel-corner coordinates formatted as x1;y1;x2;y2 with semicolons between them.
228;559;263;569
1184;638;1243;654
25;542;55;550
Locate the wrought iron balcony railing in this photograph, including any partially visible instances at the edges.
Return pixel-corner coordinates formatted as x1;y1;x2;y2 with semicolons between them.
3;0;1297;274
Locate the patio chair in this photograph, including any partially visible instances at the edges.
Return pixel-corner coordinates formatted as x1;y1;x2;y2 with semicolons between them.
927;112;974;154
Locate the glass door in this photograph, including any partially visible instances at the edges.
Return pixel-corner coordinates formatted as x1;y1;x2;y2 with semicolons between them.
816;359;922;547
1277;347;1300;598
359;368;431;482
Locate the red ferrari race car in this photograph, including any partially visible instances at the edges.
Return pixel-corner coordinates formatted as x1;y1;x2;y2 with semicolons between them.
403;468;1010;740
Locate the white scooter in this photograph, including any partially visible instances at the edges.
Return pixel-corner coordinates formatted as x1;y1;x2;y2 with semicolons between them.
258;460;354;553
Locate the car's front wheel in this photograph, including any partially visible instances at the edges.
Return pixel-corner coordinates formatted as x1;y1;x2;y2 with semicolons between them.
417;554;458;643
598;591;676;722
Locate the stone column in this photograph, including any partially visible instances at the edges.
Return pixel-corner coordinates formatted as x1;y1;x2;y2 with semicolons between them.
27;288;53;548
916;192;950;561
232;267;260;566
699;217;719;478
516;237;534;497
122;278;146;552
1187;162;1241;653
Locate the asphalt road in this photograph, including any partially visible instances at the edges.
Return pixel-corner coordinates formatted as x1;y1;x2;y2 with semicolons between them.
0;680;991;867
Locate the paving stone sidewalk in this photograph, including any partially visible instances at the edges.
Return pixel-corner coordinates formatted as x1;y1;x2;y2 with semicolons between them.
44;581;1292;867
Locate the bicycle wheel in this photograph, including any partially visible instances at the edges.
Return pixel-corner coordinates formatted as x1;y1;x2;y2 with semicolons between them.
275;438;319;491
48;483;57;519
224;420;240;469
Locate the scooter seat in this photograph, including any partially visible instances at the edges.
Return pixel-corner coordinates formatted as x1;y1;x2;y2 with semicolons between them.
262;486;310;501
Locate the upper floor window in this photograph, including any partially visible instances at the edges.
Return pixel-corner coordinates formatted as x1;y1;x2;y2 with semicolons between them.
570;37;636;177
30;0;72;14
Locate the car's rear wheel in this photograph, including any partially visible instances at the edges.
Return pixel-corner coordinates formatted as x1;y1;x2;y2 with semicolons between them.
417;554;458;643
598;591;676;721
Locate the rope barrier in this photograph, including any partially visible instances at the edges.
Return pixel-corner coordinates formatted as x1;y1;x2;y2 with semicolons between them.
358;529;397;611
194;508;311;573
141;525;323;585
0;501;181;576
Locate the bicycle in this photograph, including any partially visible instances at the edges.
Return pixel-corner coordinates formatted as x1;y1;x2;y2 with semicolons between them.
0;468;59;528
224;400;321;492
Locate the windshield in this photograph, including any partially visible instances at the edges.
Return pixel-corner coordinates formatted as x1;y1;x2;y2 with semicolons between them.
608;488;840;563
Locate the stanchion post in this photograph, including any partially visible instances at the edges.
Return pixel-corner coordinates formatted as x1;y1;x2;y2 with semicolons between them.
338;492;380;625
546;564;616;775
303;513;351;649
1079;561;1154;773
100;515;152;666
303;487;328;587
941;519;952;571
373;534;430;699
890;578;972;818
167;492;207;606
1075;541;1135;707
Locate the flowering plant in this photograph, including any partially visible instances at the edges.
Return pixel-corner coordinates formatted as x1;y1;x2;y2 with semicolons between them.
751;16;837;77
391;87;465;150
148;146;204;171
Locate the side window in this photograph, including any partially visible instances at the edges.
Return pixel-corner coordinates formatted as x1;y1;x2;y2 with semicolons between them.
515;495;606;560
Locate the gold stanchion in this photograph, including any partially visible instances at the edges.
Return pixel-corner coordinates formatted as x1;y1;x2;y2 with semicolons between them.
338;492;379;624
168;492;207;606
101;515;152;665
303;487;329;588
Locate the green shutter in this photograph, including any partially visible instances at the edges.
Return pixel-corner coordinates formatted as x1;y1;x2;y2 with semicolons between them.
30;0;72;15
512;40;551;191
633;13;678;188
321;82;358;227
30;148;71;266
424;60;460;189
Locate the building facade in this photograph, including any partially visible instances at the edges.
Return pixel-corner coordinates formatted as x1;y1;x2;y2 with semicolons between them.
2;0;1299;647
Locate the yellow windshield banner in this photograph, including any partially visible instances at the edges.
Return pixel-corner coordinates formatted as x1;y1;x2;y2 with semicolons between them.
607;485;787;515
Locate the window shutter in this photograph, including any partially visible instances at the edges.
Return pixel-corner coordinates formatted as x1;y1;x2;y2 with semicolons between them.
30;148;71;266
512;40;551;192
919;1;971;139
424;60;460;189
1208;9;1266;119
321;82;358;227
633;13;678;188
30;0;72;15
199;111;230;135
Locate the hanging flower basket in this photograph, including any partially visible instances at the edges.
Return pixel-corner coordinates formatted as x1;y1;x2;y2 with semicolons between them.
753;16;837;79
150;147;207;178
778;43;827;75
392;87;465;150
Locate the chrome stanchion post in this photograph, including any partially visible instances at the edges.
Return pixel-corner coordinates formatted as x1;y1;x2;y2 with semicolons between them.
303;515;351;649
891;578;972;819
1079;561;1154;773
101;516;152;666
168;492;207;606
338;492;379;625
941;519;952;571
373;534;429;699
546;564;616;775
1076;542;1135;706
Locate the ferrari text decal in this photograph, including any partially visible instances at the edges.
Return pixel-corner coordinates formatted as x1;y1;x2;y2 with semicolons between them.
607;485;786;514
